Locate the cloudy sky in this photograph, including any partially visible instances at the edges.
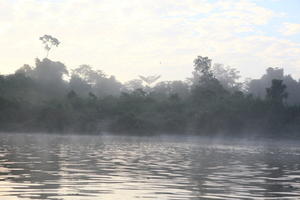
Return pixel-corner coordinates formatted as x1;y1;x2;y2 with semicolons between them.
0;0;299;82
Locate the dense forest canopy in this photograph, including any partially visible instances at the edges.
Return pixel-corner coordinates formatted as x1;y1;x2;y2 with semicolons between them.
1;53;300;137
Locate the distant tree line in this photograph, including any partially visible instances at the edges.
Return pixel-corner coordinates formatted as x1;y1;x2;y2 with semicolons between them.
1;56;300;137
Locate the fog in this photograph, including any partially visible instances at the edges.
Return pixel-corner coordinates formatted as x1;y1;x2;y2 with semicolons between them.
248;67;300;105
0;51;300;137
1;1;300;198
0;133;300;199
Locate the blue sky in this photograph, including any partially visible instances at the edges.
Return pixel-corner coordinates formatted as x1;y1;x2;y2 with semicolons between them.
255;0;300;41
0;0;299;82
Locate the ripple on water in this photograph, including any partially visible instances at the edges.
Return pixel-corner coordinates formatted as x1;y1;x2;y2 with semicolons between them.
0;134;300;200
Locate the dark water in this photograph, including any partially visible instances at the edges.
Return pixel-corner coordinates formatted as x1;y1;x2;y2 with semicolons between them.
0;134;300;200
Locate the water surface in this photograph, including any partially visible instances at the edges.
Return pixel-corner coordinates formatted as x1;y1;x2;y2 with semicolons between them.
0;134;300;199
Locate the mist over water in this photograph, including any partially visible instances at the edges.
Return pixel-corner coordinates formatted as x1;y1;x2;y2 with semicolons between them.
1;0;300;199
0;133;300;200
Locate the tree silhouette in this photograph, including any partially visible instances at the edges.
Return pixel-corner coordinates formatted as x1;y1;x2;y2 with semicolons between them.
39;35;60;58
193;56;213;79
266;79;288;105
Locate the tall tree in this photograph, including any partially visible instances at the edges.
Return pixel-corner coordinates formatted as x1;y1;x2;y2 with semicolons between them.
212;63;242;92
193;56;213;81
266;79;288;105
39;35;60;58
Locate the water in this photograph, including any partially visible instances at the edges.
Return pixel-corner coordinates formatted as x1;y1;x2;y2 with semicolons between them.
0;134;300;200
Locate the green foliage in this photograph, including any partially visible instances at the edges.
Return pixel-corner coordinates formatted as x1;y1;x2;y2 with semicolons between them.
1;56;300;137
71;65;122;97
212;64;242;92
193;56;213;79
266;79;288;105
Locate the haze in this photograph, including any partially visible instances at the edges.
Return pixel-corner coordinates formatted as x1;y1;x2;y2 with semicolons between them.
1;1;300;199
0;0;300;82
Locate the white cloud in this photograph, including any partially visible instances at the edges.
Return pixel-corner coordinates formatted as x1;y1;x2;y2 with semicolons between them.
0;0;299;81
280;22;300;36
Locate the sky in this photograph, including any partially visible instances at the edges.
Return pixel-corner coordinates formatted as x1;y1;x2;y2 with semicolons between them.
0;0;299;82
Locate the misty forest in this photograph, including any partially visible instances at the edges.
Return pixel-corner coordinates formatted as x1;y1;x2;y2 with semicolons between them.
2;0;300;198
1;35;300;138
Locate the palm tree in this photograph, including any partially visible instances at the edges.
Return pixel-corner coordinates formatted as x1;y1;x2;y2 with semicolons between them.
139;75;161;86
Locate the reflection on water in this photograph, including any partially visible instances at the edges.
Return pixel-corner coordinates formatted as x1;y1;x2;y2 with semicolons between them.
0;134;300;200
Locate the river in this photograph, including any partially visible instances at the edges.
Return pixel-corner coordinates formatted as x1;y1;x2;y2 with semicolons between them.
0;133;300;199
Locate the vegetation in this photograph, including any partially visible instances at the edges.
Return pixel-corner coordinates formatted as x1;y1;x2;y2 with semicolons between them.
39;35;60;58
1;37;300;137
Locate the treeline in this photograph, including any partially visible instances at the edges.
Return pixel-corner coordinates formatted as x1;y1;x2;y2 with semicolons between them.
1;56;300;137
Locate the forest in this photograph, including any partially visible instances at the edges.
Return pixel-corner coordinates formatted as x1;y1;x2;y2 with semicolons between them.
0;36;300;137
1;55;300;138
